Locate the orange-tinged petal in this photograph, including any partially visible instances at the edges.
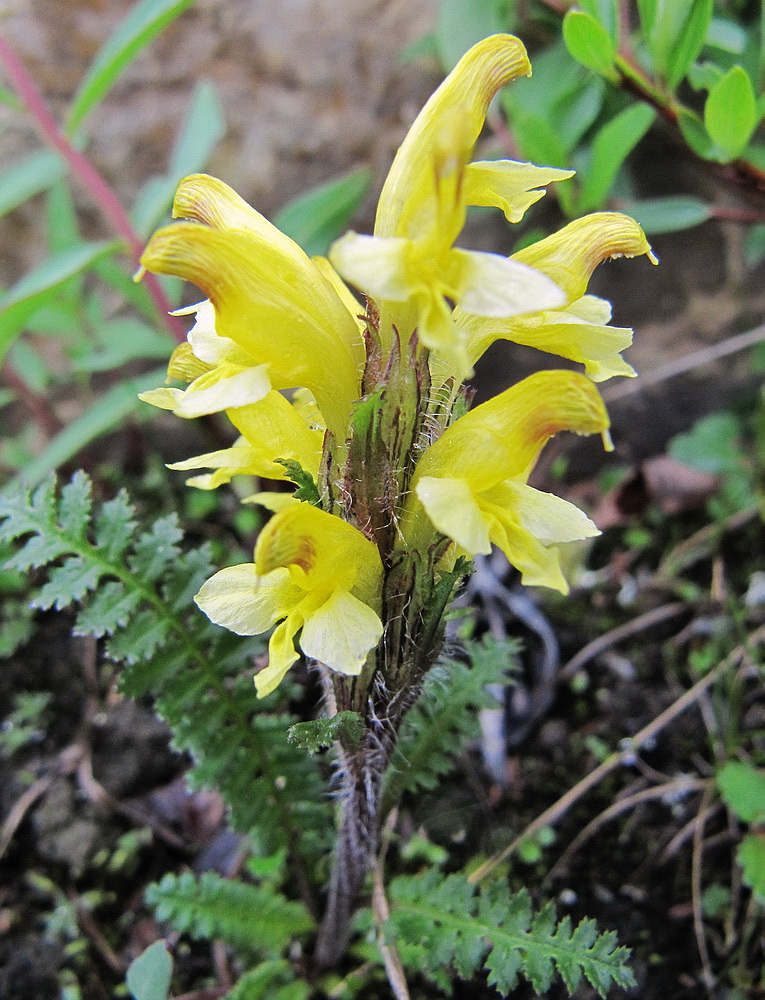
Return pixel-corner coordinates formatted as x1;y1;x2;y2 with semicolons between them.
254;503;383;608
141;221;362;439
172;173;302;259
512;212;657;302
413;370;611;492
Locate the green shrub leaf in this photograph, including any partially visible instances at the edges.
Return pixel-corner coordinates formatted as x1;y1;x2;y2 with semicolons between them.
640;0;713;88
677;107;715;158
562;10;617;80
66;0;196;135
704;65;759;161
624;196;712;234
665;0;713;88
578;0;619;42
0;241;120;363
126;941;172;1000
717;761;765;824
577;104;655;212
0;151;67;218
273;167;371;258
738;834;765;899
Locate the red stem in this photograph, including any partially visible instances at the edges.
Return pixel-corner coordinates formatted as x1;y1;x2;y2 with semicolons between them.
0;38;186;343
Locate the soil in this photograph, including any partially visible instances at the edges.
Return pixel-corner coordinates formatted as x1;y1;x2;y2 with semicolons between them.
1;3;764;999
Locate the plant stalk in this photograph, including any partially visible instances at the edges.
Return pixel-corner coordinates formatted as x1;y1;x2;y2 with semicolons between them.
313;728;394;968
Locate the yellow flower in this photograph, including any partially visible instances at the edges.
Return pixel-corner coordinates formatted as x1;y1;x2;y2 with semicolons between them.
165;387;325;491
139;174;364;440
328;35;570;375
401;370;611;593
139;300;273;418
444;213;658;383
195;504;383;695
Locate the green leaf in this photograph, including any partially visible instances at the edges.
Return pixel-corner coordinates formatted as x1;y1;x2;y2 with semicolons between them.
32;556;102;610
107;607;171;664
641;0;713;87
5;368;167;489
95;492;137;562
126;940;173;1000
623;195;712;234
0;85;23;111
131;80;225;237
669;411;740;475
66;0;196;135
435;0;508;70
58;472;93;540
0;151;67;218
562;10;618;80
273;167;371;257
579;0;618;41
387;871;635;997
287;711;364;753
738;834;765;899
704;65;759;160
0;241;120;363
74;581;141;638
744;223;765;267
665;0;713;89
706;17;747;55
225;961;308;1000
577;104;656;212
71;318;173;373
677;107;715;158
717;761;765;824
636;0;657;34
46;181;81;253
272;459;321;506
687;61;724;91
128;515;183;582
146;871;314;954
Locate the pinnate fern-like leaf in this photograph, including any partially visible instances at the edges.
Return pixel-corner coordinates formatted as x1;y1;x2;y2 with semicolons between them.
0;473;331;871
387;869;635;997
146;871;314;954
382;637;518;813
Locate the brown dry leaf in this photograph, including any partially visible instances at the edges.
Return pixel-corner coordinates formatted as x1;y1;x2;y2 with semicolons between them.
594;455;720;529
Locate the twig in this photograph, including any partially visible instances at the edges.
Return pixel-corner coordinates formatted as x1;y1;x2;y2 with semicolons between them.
547;776;709;882
468;626;764;884
372;858;410;1000
74;900;126;974
659;802;723;863
692;785;717;996
0;773;54;860
560;601;688;681
0;38;185;343
602;324;765;402
656;507;759;582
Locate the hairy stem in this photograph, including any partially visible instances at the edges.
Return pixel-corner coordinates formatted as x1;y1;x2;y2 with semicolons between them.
314;730;394;967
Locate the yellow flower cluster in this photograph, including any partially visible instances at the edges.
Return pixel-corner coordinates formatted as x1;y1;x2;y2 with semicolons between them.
139;34;655;697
